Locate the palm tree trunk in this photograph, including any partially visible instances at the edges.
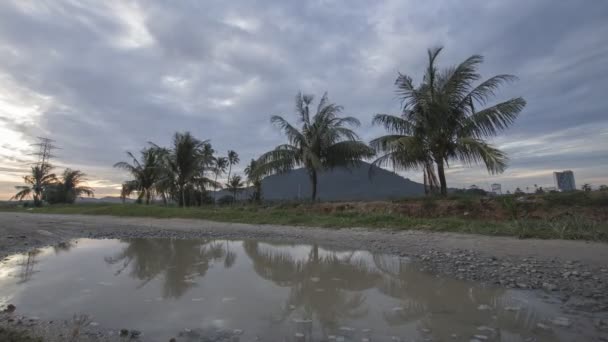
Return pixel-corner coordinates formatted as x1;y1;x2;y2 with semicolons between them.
423;170;429;195
180;185;186;208
436;160;448;196
213;173;219;202
310;170;318;201
201;185;205;207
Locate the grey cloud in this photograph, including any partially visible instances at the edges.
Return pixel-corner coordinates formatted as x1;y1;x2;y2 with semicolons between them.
0;0;606;198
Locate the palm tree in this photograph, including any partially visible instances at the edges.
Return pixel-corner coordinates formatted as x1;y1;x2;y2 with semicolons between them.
194;141;218;205
212;157;228;201
371;114;439;195
57;169;95;203
11;164;57;206
582;183;592;192
114;148;162;204
373;48;526;195
226;175;244;201
244;158;262;203
256;92;374;201
159;132;209;207
226;150;239;185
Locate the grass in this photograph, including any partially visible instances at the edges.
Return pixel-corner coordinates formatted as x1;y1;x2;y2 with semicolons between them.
0;327;43;342
3;202;607;241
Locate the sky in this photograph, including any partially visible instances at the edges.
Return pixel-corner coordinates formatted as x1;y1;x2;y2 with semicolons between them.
0;0;607;199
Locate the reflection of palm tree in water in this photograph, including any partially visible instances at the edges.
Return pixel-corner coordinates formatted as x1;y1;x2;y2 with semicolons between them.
18;249;41;284
104;239;237;299
373;255;550;340
243;241;381;336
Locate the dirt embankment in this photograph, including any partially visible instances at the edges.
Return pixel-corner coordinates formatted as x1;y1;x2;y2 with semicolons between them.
306;195;608;221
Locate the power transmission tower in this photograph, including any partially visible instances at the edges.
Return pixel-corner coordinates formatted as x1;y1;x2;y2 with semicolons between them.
30;137;60;168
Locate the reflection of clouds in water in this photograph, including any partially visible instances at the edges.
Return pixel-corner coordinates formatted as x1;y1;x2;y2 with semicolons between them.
0;239;582;341
372;254;559;341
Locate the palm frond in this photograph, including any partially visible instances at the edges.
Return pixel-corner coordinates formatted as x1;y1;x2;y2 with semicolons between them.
459;74;518;107
255;145;300;177
271;115;306;146
325;141;374;168
461;97;526;137
372;114;415;135
455;137;508;174
11;187;31;201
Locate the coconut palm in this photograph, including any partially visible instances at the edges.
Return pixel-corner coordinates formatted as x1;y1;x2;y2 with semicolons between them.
256;92;374;201
370;114;439;195
226;150;239;184
159;132;210;207
212;157;228;201
114;148;162;204
244;159;262;203
226;175;244;201
194;141;219;204
11;164;57;206
373;48;526;195
56;169;94;203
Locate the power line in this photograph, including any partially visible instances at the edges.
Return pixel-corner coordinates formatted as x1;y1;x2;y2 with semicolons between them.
29;137;60;168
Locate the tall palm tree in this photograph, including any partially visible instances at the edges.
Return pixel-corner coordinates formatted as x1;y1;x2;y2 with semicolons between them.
212;157;228;201
370;114;439;195
160;132;209;207
226;175;244;201
244;158;262;203
194;141;219;205
114;148;162;204
11;164;57;207
256;92;374;201
226;150;239;185
372;48;526;195
57;169;95;203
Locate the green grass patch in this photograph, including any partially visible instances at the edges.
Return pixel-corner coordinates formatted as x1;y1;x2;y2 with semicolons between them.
3;202;607;241
0;327;43;342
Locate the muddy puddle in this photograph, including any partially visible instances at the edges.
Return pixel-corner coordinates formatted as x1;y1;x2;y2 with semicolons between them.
0;238;595;341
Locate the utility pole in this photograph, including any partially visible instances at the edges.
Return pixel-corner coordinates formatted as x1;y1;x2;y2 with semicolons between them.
30;137;59;168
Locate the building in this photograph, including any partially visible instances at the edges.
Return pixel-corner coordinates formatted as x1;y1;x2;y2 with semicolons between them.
554;170;576;191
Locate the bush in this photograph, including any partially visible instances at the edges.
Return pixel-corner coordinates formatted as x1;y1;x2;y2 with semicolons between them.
500;196;520;219
543;191;608;207
420;197;438;215
0;327;43;342
455;196;477;211
217;195;235;206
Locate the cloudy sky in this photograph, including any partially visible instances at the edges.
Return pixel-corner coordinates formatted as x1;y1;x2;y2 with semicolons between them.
1;0;607;199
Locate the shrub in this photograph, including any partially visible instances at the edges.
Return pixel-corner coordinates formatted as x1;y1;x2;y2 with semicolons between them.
217;195;235;206
420;197;438;215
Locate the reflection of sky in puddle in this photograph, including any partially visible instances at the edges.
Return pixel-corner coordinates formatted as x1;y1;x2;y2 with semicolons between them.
0;238;591;341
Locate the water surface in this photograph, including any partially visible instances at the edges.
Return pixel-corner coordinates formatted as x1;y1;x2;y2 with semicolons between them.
0;238;586;341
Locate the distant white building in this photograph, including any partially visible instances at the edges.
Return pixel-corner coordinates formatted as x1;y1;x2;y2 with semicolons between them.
554;170;576;192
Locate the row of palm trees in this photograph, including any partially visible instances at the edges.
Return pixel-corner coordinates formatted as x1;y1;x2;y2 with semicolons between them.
114;132;254;206
255;48;525;198
13;48;523;206
12;164;94;206
116;48;524;204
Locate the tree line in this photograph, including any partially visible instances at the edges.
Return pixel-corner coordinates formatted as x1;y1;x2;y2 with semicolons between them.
13;48;531;206
12;164;94;206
